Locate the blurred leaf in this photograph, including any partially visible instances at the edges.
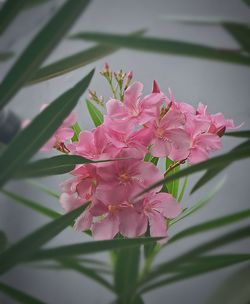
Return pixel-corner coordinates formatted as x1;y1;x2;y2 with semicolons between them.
86;99;104;127
71;122;81;142
29;237;162;262
27;180;60;199
0;282;45;304
0;0;91;110
169;209;250;244
1;189;60;219
165;159;180;198
0;69;94;188
243;0;250;6
28;29;146;85
223;23;250;53
169;177;225;227
207;265;250;304
191;140;250;193
72;32;250;66
0;52;13;62
225;130;250;138
22;0;50;9
141;254;250;293
15;155;96;178
136;143;250;197
0;231;7;252
58;258;114;292
177;176;188;202
140;225;250;285
115;247;140;302
0;204;88;274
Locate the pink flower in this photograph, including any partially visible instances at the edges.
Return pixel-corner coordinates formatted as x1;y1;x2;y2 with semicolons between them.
106;81;164;125
144;109;190;160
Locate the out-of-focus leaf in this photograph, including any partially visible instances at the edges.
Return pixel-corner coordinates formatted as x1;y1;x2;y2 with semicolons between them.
0;282;45;304
169;209;250;243
15;155;96;178
207;265;250;304
1;189;60;219
27;29;146;85
223;23;250;53
0;0;91;110
0;0;24;34
72;32;250;66
169;178;225;227
0;231;7;252
191;140;250;193
86;99;104;127
136;144;250;197
243;0;250;6
0;69;94;188
0;204;88;274
225;130;250;138
177;176;188;202
0;52;13;62
22;0;50;9
140;225;250;285
115;247;140;301
140;254;250;293
29;237;162;262
71;122;81;142
27;180;60;199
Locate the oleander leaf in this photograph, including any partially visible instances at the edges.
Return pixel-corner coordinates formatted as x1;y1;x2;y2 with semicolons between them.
72;32;250;66
0;204;88;274
0;231;8;253
0;52;13;62
0;69;94;188
225;130;250;138
0;282;45;304
71;122;81;142
0;0;91;110
86;99;104;127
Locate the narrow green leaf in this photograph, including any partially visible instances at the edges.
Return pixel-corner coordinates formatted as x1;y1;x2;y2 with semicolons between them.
115;247;140;301
72;32;250;66
140;225;250;285
27;180;60;199
140;254;250;293
0;69;94;188
243;0;250;6
225;130;250;138
169;178;225;227
0;282;45;304
71;122;81;142
22;0;50;9
29;237;162;262
0;231;7;253
136;144;250;197
27;29;146;85
223;23;250;53
169;209;250;244
1;189;60;219
191;140;250;193
0;0;91;110
0;204;88;274
0;0;24;34
86;99;104;127
0;52;13;62
177;176;188;202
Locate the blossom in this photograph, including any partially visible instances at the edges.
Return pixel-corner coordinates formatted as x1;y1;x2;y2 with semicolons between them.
106;81;164;124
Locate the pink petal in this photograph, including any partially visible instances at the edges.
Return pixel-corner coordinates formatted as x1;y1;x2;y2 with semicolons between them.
119;208;147;238
60;193;84;212
150;137;172;157
188;147;209;164
148;211;167;238
74;209;93;232
106;99;127;119
124;81;143;108
92;213;119;240
152;193;182;219
56;127;74;141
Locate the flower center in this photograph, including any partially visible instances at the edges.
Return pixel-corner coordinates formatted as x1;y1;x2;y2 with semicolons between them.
119;171;130;183
155;127;165;139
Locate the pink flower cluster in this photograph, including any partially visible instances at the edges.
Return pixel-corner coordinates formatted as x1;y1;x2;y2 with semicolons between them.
56;79;238;240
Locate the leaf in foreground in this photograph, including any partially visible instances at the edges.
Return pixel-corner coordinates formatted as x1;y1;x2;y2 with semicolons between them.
0;69;94;188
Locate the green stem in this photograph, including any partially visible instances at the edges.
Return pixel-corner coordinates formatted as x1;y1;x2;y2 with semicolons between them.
178;176;188;202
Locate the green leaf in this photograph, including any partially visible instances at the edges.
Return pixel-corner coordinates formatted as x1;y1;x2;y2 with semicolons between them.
136;144;250;197
164;159;180;198
71;122;81;142
140;225;250;286
0;231;7;253
15;155;96;178
0;0;91;110
29;237;162;262
168;177;225;227
72;32;250;66
243;0;250;6
86;99;104;127
22;0;50;9
191;140;250;193
0;282;45;304
27;29;146;85
140;254;250;293
225;130;250;138
0;204;88;274
169;209;250;244
0;69;94;188
223;23;250;53
27;180;60;199
0;52;13;62
177;176;188;202
115;247;140;301
1;189;60;219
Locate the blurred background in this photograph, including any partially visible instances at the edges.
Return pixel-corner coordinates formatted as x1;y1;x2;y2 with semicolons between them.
0;0;249;303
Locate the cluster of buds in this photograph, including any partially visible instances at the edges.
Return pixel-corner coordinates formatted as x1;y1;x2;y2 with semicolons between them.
88;89;104;107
